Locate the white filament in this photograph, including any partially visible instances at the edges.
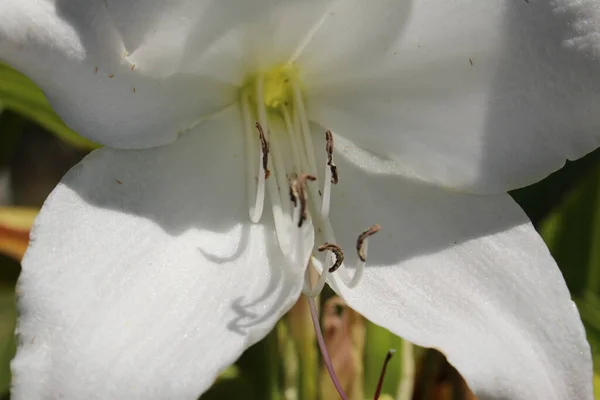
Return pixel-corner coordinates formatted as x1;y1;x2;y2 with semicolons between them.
302;258;329;297
321;166;332;219
292;80;318;175
281;105;303;173
256;76;293;255
242;93;265;223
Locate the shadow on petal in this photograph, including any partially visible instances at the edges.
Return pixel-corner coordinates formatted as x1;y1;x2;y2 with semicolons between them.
480;0;600;190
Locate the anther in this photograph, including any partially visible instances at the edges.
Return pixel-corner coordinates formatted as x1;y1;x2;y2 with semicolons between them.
325;130;339;184
357;224;381;262
255;122;271;179
317;242;345;273
321;130;338;219
290;173;316;227
288;173;298;208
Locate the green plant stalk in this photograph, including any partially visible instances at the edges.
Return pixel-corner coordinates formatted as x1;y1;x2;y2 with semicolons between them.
395;339;415;400
287;296;318;400
364;321;407;398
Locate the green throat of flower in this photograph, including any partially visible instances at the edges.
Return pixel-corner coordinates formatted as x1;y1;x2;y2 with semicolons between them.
242;64;301;111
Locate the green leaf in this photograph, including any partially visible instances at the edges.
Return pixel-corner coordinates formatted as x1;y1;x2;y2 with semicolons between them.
0;63;99;150
511;148;600;226
538;164;600;296
536;158;600;388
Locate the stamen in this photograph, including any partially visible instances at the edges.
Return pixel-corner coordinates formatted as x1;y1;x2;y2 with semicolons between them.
269;131;295;244
317;242;345;273
292;80;318;175
241;93;265;223
256;77;293;254
357;224;381;262
318;223;381;288
255;122;271;180
291;173;317;228
321;130;338;218
373;350;397;400
281;105;304;173
289;173;298;209
325;130;339;184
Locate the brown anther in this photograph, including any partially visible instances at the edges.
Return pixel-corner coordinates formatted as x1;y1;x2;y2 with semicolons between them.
290;173;316;227
325;130;339;184
130;63;136;71
289;175;298;208
317;242;345;273
255;122;270;179
108;74;115;78
356;224;381;262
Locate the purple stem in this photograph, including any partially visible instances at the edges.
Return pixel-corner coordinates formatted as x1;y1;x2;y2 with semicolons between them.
307;295;349;400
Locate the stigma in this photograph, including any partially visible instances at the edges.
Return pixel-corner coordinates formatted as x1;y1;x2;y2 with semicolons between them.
239;63;378;297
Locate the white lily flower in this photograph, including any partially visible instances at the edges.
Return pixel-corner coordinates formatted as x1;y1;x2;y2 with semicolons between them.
1;1;599;399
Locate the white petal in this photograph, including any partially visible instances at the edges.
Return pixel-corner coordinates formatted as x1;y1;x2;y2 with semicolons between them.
316;155;592;399
293;1;410;78
553;0;600;57
108;0;333;80
11;107;311;400
305;1;600;192
0;0;235;149
173;0;377;82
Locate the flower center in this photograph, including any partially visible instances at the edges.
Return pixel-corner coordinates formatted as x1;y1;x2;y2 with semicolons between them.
239;63;378;297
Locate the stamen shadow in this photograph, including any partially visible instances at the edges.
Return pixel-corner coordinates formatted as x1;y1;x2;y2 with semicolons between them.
196;224;251;264
226;232;301;335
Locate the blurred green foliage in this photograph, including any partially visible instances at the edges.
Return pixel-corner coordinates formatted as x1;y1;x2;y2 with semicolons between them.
0;63;98;150
0;257;18;395
529;156;600;399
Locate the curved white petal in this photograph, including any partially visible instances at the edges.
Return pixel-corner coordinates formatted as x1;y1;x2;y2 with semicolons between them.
305;1;600;192
314;153;592;399
11;107;310;399
0;0;235;149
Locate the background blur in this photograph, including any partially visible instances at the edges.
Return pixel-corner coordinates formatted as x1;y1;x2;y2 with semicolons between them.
1;62;599;399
